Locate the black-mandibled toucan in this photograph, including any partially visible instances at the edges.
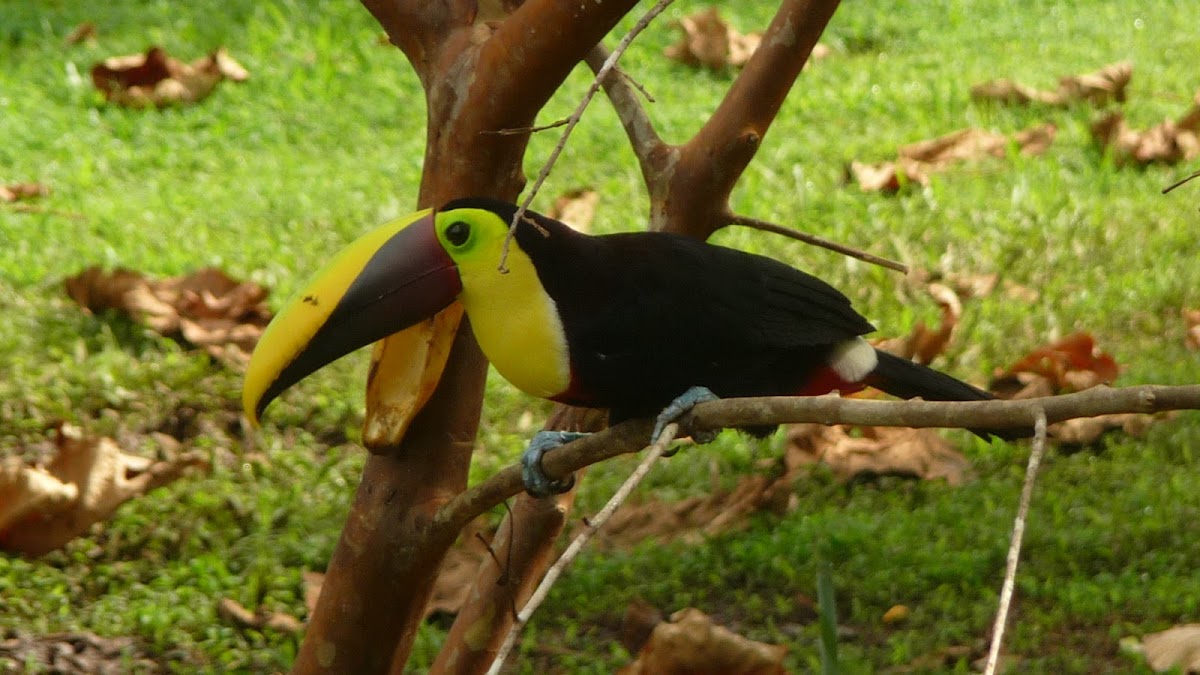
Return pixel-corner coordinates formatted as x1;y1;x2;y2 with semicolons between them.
243;197;1006;495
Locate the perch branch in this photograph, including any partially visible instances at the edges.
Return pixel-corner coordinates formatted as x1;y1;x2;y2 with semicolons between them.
729;213;909;273
485;422;681;675
437;384;1200;531
1162;168;1200;194
984;410;1048;675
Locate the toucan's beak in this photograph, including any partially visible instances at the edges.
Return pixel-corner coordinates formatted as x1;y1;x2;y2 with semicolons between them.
243;209;461;424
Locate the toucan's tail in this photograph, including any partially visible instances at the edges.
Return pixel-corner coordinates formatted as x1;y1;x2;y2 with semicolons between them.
866;349;1027;440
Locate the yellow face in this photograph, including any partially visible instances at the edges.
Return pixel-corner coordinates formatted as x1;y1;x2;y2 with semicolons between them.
432;207;572;399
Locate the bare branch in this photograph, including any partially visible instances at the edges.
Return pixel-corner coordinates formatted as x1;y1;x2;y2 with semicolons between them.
655;0;842;237
585;44;670;180
486;422;681;675
1163;168;1200;194
500;0;677;269
984;410;1048;675
438;384;1200;530
729;212;909;273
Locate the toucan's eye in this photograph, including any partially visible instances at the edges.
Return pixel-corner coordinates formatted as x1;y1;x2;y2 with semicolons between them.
445;221;470;247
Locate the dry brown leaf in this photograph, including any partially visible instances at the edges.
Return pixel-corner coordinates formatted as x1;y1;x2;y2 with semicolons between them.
0;182;51;203
549;188;599;234
850;123;1056;193
990;332;1119;397
788;423;974;486
664;7;763;70
64;266;272;367
1091;92;1200;166
599;469;797;549
944;272;999;300
1051;412;1160;447
620;599;665;654
876;283;962;364
882;605;910;624
0;631;160;674
619;608;787;675
988;333;1163;446
64;22;97;45
1140;624;1200;673
217;598;304;634
971;62;1132;107
91;46;249;108
0;423;207;557
1184;309;1200;351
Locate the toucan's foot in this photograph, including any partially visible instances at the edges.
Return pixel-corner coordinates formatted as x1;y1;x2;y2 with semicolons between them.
652;386;720;449
520;430;589;497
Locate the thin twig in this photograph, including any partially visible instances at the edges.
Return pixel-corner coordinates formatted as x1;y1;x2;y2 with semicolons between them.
729;213;908;274
481;118;570;136
983;410;1048;675
498;0;676;271
1162;168;1200;194
486;422;681;674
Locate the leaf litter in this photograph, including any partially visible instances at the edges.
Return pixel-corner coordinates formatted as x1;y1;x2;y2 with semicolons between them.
618;607;787;675
0;423;207;558
1091;91;1200;166
64;266;272;367
990;332;1167;446
971;61;1132;107
849;123;1056;193
91;46;248;108
663;7;829;71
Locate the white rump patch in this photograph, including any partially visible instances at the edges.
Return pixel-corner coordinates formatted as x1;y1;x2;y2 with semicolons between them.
829;337;878;383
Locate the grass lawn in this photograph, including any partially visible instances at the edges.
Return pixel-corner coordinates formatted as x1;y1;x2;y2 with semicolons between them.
2;0;1199;672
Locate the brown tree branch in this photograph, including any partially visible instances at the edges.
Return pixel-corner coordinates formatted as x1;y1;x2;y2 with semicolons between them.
432;406;605;675
437;384;1200;531
654;0;842;237
585;44;670;183
486;422;681;674
729;212;909;273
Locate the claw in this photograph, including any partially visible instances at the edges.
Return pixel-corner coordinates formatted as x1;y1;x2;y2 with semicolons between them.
652;386;719;447
520;430;589;497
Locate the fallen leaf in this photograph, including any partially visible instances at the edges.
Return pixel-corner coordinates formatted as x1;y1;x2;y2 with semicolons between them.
0;423;207;557
971;61;1132;107
91;46;249;108
598;469;796;549
1140;624;1200;673
0;182;51;203
64;266;272;367
882;604;910;624
1091;92;1200;166
619;607;787;675
663;7;763;70
1184;309;1200;351
875;283;962;365
788;423;974;486
65;22;98;45
0;631;160;674
989;333;1167;446
990;332;1119;397
217;598;304;634
850;123;1057;192
549;188;599;234
620;599;665;654
944;272;999;300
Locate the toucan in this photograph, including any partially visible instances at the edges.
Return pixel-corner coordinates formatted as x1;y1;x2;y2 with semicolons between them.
243;197;1006;495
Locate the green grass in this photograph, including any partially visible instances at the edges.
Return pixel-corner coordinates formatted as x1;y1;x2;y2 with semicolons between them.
2;0;1199;672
